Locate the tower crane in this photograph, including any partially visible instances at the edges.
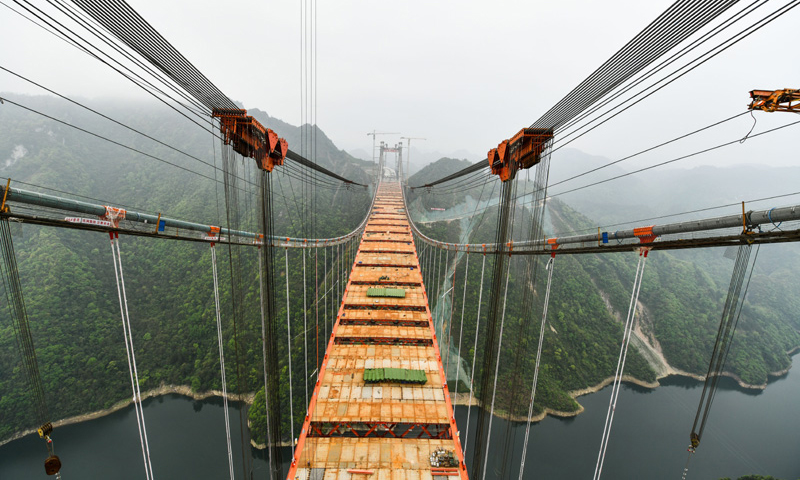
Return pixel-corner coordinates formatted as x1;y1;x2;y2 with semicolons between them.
367;131;400;165
400;136;426;179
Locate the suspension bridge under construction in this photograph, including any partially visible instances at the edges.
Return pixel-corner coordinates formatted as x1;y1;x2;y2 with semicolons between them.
2;1;800;480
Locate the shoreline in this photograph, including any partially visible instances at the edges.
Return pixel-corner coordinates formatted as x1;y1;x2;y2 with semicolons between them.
449;348;797;424
0;384;254;449
2;349;796;447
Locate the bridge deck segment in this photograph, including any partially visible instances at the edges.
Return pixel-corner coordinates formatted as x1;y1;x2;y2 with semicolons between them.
288;182;467;479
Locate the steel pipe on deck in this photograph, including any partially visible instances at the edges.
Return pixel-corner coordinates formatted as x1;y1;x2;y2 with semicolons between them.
402;184;800;253
1;183;377;248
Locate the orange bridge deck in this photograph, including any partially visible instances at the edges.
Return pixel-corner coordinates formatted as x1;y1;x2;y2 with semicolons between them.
288;182;468;479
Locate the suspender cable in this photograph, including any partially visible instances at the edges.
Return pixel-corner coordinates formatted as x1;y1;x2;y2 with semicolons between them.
109;233;154;480
435;248;443;317
423;242;428;285
335;243;339;314
423;242;430;287
303;248;308;409
341;241;345;301
430;246;436;292
424;243;431;287
333;244;336;329
501;144;553;479
440;250;447;317
218;140;250;480
429;244;435;290
434;251;445;341
464;253;486;453
519;256;556;479
257;247;275;479
285;247;295;449
210;243;234;480
683;243;759;479
692;243;754;441
453;253;469;417
428;247;435;307
324;247;328;353
427;247;434;309
258;171;283;479
481;261;513;480
0;218;62;478
473;175;517;478
445;254;458;379
315;249;319;380
593;251;649;480
336;243;340;310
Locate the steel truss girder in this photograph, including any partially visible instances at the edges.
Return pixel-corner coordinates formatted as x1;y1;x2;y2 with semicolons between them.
333;336;433;346
308;422;451;439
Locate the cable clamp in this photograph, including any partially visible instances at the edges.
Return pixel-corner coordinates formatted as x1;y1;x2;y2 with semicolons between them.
740;201;758;235
634;226;657;257
102;205;126;228
0;178;10;213
547;238;559;258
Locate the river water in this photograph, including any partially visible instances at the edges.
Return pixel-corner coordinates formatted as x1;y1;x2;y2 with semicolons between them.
1;366;798;479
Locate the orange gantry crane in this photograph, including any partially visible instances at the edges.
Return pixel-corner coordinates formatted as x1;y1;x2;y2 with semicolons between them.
487;128;554;182
748;88;800;113
287;181;468;479
212;108;287;171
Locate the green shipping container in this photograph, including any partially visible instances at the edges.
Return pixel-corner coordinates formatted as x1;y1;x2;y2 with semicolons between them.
363;367;426;384
366;287;406;298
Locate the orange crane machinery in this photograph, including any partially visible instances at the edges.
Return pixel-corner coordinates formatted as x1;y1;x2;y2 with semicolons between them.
748;88;800;113
211;108;287;171
487;127;554;182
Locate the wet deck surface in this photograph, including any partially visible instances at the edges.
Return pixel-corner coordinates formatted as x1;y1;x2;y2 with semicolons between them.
289;182;467;479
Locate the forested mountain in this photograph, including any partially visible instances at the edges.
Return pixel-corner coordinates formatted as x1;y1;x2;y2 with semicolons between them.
406;157;800;418
0;94;371;442
1;94;797;446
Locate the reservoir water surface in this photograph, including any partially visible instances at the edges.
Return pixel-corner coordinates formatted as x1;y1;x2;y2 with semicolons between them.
1;363;798;479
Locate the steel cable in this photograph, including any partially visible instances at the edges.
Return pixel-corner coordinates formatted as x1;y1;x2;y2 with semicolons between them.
210;244;235;480
593;250;649;480
109;233;154;480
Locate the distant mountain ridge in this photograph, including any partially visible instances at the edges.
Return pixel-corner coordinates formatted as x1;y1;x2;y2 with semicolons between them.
548;148;800;225
405;156;800;419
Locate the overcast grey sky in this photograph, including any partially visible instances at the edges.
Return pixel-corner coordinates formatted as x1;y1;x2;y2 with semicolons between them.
2;0;799;170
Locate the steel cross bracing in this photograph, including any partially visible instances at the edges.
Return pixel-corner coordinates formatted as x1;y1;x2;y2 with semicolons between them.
288;181;468;479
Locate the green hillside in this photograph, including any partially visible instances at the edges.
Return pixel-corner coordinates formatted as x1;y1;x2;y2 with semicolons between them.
407;157;800;418
1;95;798;446
0;94;371;442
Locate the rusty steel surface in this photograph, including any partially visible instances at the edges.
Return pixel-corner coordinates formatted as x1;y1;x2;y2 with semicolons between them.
287;182;468;480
